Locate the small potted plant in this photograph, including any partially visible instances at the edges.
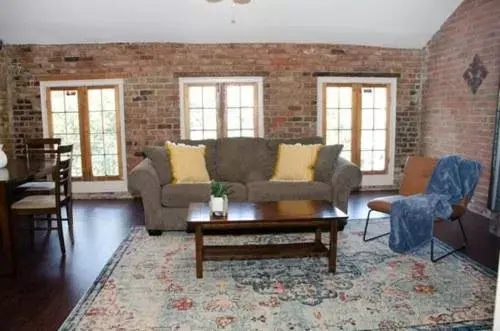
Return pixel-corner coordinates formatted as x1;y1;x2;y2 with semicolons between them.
210;181;229;217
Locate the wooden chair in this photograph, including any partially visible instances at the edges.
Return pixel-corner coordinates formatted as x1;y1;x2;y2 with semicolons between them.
11;145;74;255
363;156;469;262
17;138;62;193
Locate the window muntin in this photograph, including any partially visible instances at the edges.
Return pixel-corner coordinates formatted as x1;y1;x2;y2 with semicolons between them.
323;83;390;174
47;86;122;180
183;81;260;139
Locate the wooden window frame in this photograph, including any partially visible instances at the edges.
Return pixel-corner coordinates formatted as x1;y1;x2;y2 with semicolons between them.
183;82;260;139
46;85;123;181
322;83;391;175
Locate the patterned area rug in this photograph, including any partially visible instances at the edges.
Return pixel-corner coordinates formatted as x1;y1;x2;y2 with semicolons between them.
60;219;496;330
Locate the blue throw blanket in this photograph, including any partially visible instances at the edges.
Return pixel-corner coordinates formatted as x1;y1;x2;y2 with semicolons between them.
389;155;482;253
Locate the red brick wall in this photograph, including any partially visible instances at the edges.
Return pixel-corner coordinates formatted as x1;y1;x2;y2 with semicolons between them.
4;43;422;184
421;0;500;215
0;50;13;155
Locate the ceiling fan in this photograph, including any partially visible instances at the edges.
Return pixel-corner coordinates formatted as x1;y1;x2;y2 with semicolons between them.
206;0;251;4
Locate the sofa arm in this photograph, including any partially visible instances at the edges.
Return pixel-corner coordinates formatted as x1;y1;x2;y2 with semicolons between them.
331;157;362;213
128;158;162;229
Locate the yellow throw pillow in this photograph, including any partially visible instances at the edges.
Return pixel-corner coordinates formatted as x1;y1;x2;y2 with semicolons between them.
271;143;322;181
165;142;210;183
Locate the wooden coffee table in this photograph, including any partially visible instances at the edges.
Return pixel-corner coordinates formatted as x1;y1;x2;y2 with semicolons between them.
186;200;348;278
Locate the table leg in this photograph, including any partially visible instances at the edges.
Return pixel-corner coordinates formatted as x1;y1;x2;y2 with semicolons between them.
329;221;338;273
195;225;203;279
0;183;16;276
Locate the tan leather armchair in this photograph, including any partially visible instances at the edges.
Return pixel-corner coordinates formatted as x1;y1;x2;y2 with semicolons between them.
363;156;469;261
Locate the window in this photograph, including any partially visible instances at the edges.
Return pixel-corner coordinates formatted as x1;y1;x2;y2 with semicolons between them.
180;77;264;139
318;77;396;184
45;85;123;180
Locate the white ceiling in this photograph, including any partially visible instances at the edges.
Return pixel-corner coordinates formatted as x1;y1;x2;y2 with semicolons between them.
0;0;462;48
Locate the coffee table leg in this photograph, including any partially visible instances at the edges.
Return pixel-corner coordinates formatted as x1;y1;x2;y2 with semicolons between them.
195;225;203;278
329;221;338;273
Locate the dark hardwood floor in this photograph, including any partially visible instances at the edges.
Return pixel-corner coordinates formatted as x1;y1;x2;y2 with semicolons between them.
0;192;498;331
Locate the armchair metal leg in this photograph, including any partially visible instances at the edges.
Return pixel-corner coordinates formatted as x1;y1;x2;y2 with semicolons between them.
363;209;390;242
431;217;467;262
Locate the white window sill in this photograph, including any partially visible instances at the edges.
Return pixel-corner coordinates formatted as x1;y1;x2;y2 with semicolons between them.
362;174;394;187
73;181;128;193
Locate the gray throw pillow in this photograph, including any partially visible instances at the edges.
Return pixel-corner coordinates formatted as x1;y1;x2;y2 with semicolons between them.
314;144;344;182
143;146;172;185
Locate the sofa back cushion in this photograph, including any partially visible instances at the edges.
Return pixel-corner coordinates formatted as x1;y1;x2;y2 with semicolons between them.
215;137;273;183
314;144;344;182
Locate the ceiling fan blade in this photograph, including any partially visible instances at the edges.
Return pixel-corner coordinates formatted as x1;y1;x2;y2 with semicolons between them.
233;0;251;4
206;0;224;3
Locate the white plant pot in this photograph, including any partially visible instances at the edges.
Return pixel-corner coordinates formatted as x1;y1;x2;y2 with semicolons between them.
210;195;228;217
0;144;7;168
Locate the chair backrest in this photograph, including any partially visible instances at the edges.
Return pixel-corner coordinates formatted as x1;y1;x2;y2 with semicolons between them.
26;138;62;161
399;156;438;196
54;144;73;202
399;155;470;219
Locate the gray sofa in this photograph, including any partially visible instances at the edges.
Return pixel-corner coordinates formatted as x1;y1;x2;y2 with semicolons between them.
128;137;362;233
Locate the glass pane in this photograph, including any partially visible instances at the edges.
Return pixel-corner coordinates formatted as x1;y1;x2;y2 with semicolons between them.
101;89;116;110
103;112;116;133
340;150;351;162
373;130;386;150
104;134;118;155
361;151;373;171
361;88;374;108
227;130;241;138
339;130;351;150
203;86;216;108
105;155;119;176
203;109;217;130
326;87;339;108
65;113;80;134
65;91;79;112
72;156;82;177
203;131;217;139
326;108;339;130
92;155;105;177
326;130;338;145
374;108;387;129
89;112;103;133
361;130;374;150
52;113;66;134
226;86;240;108
189;111;203;130
190;131;203;140
241;130;254;137
91;134;104;155
339;87;352;108
88;89;102;111
373;151;386;171
66;134;81;155
240;86;254;107
188;87;203;108
227;108;240;130
339;108;351;129
374;88;387;109
362;108;373;130
50;91;65;112
241;108;254;129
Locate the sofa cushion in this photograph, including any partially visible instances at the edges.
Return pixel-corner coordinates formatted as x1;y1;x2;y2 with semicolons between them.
161;182;247;207
247;180;331;202
143;146;172;185
272;143;322;181
215;138;275;183
177;139;218;179
165;142;210;183
314;144;344;182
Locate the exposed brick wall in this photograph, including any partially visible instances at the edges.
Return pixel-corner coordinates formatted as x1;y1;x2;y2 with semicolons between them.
0;49;13;156
4;43;422;185
421;0;500;215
